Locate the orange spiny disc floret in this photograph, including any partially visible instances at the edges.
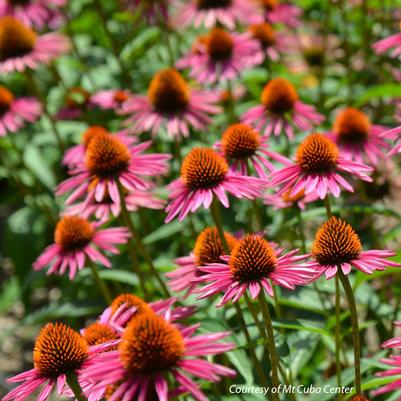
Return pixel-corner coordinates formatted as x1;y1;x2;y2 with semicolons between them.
312;216;362;266
54;216;94;252
348;396;370;401
194;227;238;266
113;90;129;104
33;322;88;378
221;123;261;159
261;78;298;114
66;87;91;108
110;294;152;317
333;108;371;143
206;28;234;61
249;23;275;48
0;86;14;114
82;126;109;147
147;68;190;114
282;188;305;203
261;0;278;11
0;16;36;61
181;147;228;190
296;134;339;173
85;134;130;178
119;313;185;374
83;322;118;346
196;0;231;9
229;234;277;282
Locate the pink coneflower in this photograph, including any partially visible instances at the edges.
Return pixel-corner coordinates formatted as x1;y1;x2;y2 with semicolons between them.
0;86;41;136
121;68;220;138
0;0;65;29
310;216;401;279
91;89;131;111
81;311;235;401
253;0;302;28
195;233;316;306
167;227;238;297
121;0;169;24
264;188;318;210
165;147;265;223
373;23;401;59
177;28;262;84
57;87;93;121
379;123;401;156
326;108;391;166
56;132;170;210
2;322;116;401
241;78;324;139
0;16;69;74
32;215;130;280
174;0;255;30
269;133;373;199
214;123;291;179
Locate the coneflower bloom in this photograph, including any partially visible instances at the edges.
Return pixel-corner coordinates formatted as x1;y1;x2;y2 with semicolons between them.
379;123;401;156
2;322;114;401
167;227;238;296
177;28;262;84
195;234;316;305
241;78;324;139
174;0;255;30
373;24;401;59
0;0;65;29
0;16;69;73
121;68;220;138
326;107;391;166
254;0;302;28
310;216;401;279
269;133;373;199
264;188;318;210
217;84;246;107
165;147;265;223
0;86;41;136
32;215;130;280
214;123;291;179
56;133;170;209
91;89;131;111
81;312;235;401
57;87;92;121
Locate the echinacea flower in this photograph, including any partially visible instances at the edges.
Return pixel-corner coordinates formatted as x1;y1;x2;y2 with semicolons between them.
167;227;238;296
379;123;401;156
177;28;262;84
121;68;220;138
0;85;41;136
91;89;131;111
326;107;391;166
0;0;65;29
264;188;318;210
373;23;401;59
0;16;69;73
253;0;302;28
2;322;115;401
310;216;401;279
174;0;255;30
269;133;373;199
57;87;92;121
81;311;235;401
165;147;265;223
32;215;130;279
241;78;324;139
214;123;291;178
195;233;316;305
56;132;170;209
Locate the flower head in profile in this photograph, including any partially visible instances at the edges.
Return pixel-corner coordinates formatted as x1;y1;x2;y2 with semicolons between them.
195;233;317;306
373;22;401;59
310;216;401;279
81;309;235;401
264;187;318;210
174;0;256;29
0;16;69;73
91;89;131;111
241;78;324;139
56;131;170;210
57;87;92;121
167;227;238;296
269;133;373;199
177;28;262;84
214;123;291;178
252;0;302;28
165;147;265;223
121;68;220;138
33;215;130;280
326;107;391;166
0;85;41;136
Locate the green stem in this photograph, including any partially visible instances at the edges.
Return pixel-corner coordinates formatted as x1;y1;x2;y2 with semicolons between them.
87;260;112;304
323;196;332;218
210;199;230;254
335;276;343;399
66;372;88;401
338;269;362;395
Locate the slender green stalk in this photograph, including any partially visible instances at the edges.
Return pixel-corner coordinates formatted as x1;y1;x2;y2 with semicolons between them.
338;269;362;395
117;181;170;297
335;276;343;399
87;260;112;304
66;372;88;401
323;196;332;218
210;199;230;253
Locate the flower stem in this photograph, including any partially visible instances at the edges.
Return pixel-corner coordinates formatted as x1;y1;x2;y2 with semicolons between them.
117;181;170;297
258;291;280;401
338;269;362;395
87;260;112;304
210;198;230;254
66;372;88;401
323;196;332;218
335;275;343;399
